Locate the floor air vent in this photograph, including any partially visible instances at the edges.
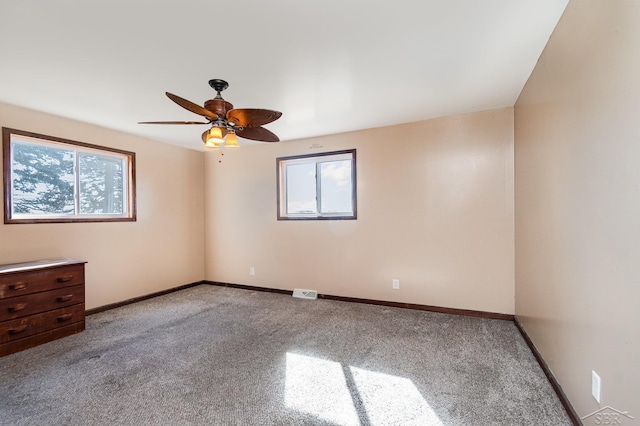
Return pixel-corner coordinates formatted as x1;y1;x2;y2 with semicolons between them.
292;289;318;300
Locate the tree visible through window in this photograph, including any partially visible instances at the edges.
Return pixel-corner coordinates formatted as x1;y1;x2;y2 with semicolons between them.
3;128;136;223
277;150;356;220
78;153;125;214
11;142;76;215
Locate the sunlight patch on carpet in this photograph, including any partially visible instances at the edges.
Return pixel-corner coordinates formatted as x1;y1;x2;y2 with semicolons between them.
285;352;443;426
350;366;444;426
285;352;360;425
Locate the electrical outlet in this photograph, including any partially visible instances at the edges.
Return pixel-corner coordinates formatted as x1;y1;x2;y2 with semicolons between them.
592;370;601;403
249;267;255;276
392;279;400;289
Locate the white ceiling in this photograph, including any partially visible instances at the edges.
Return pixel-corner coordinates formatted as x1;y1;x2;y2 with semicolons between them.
0;0;568;151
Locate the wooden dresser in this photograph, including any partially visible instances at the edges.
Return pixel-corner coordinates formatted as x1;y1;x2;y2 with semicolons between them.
0;259;86;357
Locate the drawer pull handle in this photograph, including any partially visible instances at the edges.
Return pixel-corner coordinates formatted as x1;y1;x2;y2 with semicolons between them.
8;303;27;312
9;325;28;334
57;295;74;302
57;313;73;322
57;275;74;283
8;282;28;291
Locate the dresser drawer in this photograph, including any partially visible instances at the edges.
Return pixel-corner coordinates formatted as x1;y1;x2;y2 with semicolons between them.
0;322;85;357
0;285;85;321
0;304;85;343
0;264;84;299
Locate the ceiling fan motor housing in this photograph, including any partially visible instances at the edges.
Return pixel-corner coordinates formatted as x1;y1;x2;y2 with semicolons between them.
205;98;234;117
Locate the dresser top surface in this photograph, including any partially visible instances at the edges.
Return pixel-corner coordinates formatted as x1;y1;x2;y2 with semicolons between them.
0;259;87;275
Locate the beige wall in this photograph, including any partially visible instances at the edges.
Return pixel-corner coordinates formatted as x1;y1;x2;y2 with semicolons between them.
515;0;639;419
205;108;515;314
0;102;205;309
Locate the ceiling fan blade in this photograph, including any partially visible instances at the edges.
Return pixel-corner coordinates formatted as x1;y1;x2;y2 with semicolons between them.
138;121;209;125
237;126;279;142
166;92;218;120
227;108;282;128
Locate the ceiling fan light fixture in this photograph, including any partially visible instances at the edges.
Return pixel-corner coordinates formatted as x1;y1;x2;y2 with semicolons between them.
205;126;224;148
224;130;240;148
204;138;220;148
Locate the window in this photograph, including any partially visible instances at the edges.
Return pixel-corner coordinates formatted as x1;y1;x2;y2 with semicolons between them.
277;149;356;220
2;128;136;224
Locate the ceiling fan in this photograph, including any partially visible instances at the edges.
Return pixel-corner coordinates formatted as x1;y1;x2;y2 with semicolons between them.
139;79;282;148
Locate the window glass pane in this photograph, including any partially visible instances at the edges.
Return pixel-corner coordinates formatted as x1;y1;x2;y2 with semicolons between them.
78;153;125;214
11;141;75;215
286;162;317;214
320;160;353;214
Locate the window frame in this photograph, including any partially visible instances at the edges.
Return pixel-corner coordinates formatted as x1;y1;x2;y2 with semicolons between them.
277;149;357;221
2;127;136;224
